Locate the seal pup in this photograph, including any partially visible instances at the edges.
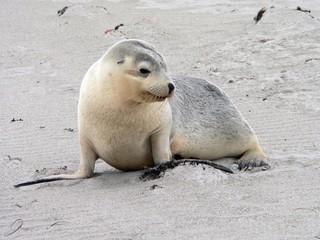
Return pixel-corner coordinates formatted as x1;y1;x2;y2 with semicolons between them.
15;39;269;187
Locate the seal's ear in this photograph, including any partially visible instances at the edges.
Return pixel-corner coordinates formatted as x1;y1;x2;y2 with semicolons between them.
117;59;125;64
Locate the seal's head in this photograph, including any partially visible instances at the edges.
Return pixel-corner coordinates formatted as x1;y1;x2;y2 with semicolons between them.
101;39;175;103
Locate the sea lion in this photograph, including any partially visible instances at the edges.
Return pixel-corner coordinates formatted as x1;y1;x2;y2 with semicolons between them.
15;39;269;187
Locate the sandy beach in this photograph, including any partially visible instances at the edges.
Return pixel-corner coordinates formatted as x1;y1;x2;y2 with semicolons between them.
1;0;320;239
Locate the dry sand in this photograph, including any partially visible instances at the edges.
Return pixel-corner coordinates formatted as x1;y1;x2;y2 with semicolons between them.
1;0;320;239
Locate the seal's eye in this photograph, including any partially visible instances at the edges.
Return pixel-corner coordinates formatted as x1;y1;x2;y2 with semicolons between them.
139;68;151;77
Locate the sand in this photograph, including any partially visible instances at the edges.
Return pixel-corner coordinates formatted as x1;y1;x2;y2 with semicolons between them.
1;0;320;239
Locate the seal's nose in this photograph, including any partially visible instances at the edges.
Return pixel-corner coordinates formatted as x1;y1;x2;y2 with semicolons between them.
168;83;175;94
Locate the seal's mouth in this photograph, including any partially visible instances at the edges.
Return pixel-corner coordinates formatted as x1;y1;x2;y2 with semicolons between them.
140;91;169;102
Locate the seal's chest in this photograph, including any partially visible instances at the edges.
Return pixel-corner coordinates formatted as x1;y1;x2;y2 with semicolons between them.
88;102;168;151
92;110;156;165
95;107;155;138
115;114;157;138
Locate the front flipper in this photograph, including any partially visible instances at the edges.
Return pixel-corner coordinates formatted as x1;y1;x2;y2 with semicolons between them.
150;125;172;166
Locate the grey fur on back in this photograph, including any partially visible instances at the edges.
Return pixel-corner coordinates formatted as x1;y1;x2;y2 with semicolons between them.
169;76;253;141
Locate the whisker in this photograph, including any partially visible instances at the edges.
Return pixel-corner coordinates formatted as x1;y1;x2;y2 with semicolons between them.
160;99;167;107
119;89;142;104
118;89;169;106
132;101;140;108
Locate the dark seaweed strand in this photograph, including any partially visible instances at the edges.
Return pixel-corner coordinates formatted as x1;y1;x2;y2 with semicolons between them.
175;159;234;173
14;177;69;188
254;7;267;23
140;159;233;181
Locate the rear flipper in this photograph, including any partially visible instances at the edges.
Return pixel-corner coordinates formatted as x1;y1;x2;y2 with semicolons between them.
236;148;270;171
